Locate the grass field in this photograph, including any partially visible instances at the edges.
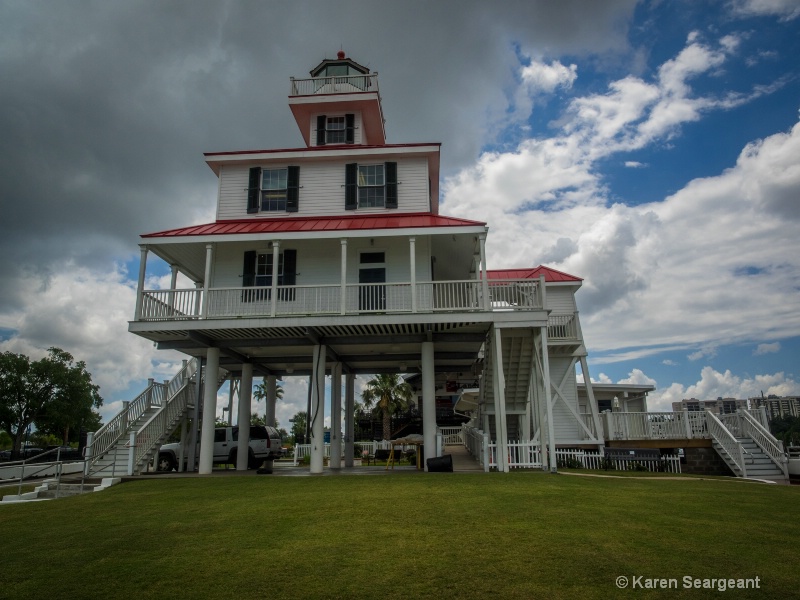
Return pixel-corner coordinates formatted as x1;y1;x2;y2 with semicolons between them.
1;472;797;599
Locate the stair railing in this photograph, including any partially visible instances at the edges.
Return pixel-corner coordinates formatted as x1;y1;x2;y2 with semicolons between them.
86;380;162;472
706;411;747;477
86;359;197;473
739;409;788;478
131;361;227;474
132;382;193;473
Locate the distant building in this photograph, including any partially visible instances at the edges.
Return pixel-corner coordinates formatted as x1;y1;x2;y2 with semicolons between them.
749;395;800;420
671;397;748;415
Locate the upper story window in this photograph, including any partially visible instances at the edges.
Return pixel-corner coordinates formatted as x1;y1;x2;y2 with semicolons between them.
247;166;300;214
316;114;354;145
261;168;288;211
358;165;385;208
345;162;397;210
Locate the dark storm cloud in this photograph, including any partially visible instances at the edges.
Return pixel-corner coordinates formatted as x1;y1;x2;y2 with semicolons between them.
0;0;637;313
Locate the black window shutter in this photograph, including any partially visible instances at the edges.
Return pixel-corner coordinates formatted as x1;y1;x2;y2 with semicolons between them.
385;162;398;209
286;166;300;212
345;163;357;210
316;115;326;146
345;113;355;144
247;167;261;214
282;250;297;285
242;250;256;302
280;249;297;301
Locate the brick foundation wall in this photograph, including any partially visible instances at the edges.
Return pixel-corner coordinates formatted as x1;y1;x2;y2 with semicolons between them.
682;447;735;476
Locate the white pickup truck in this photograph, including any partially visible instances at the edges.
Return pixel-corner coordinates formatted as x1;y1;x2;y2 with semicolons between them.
157;425;282;471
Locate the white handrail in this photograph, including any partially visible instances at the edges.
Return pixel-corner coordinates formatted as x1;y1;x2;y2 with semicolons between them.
739;409;788;478
87;359;197;471
707;411;747;477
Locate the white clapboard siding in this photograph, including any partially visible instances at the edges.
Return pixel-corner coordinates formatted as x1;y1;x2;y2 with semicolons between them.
545;286;577;313
210;237;433;288
216;157;430;220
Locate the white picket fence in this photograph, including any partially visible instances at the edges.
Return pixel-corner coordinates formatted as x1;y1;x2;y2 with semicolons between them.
293;440;417;465
463;426;681;473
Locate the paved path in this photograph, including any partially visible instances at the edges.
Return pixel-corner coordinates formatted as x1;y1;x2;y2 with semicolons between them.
446;445;484;472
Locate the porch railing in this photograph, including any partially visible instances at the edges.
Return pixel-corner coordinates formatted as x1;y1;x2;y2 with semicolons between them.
602;411;708;441
548;314;579;340
137;279;543;321
290;73;379;96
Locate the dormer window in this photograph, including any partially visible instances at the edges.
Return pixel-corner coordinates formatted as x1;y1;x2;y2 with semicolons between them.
326;116;346;144
316;114;354;145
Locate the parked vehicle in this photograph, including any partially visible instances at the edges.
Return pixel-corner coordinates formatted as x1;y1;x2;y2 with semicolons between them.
157;425;282;471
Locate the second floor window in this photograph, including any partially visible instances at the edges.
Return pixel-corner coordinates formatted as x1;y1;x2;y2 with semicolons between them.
255;251;284;287
345;162;398;210
247;166;300;214
261;168;287;211
358;164;385;208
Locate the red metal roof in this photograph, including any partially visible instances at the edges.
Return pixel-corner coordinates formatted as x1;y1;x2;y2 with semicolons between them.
142;212;486;238
487;266;582;283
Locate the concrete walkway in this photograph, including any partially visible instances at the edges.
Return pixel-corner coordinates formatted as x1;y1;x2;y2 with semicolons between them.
445;445;485;472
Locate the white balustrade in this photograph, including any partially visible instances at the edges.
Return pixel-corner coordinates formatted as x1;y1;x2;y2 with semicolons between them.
290;74;379;96
137;279;544;321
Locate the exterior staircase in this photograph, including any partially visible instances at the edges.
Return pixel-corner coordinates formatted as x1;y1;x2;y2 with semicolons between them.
707;410;789;484
713;438;789;483
86;360;228;477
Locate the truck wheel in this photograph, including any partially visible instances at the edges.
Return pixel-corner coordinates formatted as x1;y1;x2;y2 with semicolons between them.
157;454;176;472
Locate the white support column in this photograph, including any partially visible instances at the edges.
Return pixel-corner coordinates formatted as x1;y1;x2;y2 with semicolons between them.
409;237;417;313
226;379;236;426
330;363;342;469
167;263;178;311
270;240;281;317
199;348;220;474
479;233;489;310
201;244;214;319
310;344;326;474
421;341;436;470
491;328;509;473
344;373;355;467
540;326;556;473
134;246;148;320
340;239;348;315
194;281;203;317
579;356;604;451
237;363;253;471
178;414;187;473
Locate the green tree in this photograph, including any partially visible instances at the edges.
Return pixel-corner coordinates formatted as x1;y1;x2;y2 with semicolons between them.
289;411;307;444
361;374;413;441
0;348;102;459
770;415;800;446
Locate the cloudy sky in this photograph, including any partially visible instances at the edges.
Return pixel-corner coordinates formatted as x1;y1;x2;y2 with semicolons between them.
1;0;799;428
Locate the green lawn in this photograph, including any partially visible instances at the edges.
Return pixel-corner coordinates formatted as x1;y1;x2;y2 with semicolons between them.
0;472;797;599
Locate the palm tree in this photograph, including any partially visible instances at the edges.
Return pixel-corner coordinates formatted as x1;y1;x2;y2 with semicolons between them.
252;379;284;427
361;374;413;441
253;379;284;403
